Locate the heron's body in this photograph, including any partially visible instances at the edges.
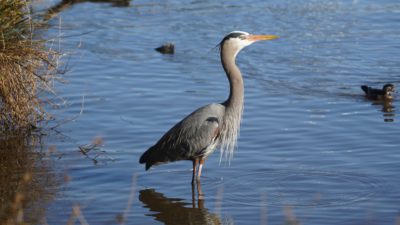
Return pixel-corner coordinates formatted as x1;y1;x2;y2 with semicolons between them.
139;31;278;182
361;84;395;100
140;103;225;170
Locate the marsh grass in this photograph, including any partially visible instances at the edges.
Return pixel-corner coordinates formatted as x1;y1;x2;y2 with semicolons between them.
0;0;61;131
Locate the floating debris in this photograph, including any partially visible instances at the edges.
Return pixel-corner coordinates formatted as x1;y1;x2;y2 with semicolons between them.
155;43;175;54
78;136;114;165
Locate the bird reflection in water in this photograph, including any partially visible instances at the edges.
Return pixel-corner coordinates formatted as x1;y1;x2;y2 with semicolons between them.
365;99;396;122
139;182;226;225
374;100;396;122
361;84;396;122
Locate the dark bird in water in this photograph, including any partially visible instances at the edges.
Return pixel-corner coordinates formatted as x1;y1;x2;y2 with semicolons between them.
361;84;395;100
139;31;279;183
155;43;175;54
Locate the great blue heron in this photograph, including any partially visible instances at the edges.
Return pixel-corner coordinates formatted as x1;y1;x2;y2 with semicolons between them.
361;84;395;100
139;31;279;183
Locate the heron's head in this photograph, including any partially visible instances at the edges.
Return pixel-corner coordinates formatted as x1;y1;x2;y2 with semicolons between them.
383;84;395;99
219;31;279;57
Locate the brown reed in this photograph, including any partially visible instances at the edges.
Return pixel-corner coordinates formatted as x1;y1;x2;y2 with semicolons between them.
0;0;61;131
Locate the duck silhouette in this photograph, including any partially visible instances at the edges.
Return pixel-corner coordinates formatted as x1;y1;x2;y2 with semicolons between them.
361;84;395;100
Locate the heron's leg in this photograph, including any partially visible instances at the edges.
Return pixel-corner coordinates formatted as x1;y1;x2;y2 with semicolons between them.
196;178;205;200
192;159;199;184
191;181;196;208
197;159;205;181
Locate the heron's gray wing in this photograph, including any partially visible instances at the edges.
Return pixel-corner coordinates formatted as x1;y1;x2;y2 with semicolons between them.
139;103;225;170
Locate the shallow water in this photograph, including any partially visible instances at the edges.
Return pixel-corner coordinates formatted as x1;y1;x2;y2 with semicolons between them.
2;0;400;224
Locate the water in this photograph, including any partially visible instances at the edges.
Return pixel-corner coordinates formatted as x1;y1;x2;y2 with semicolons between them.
2;0;400;224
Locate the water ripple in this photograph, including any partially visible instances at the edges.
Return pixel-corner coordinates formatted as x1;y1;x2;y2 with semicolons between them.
223;169;381;207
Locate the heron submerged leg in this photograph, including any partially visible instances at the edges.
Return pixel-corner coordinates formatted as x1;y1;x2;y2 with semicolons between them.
192;159;199;184
191;179;205;205
196;176;204;199
191;181;196;208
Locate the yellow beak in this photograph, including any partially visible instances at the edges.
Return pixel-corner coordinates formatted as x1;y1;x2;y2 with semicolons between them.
247;34;279;42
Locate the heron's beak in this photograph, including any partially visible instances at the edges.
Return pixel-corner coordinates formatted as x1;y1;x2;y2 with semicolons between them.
247;34;279;42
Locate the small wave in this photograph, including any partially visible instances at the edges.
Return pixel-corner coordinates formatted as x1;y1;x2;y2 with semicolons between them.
222;169;381;207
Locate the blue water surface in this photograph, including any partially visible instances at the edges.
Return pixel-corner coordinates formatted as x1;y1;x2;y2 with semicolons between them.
29;0;400;224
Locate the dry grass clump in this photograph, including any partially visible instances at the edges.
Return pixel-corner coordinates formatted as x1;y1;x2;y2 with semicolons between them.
0;0;60;131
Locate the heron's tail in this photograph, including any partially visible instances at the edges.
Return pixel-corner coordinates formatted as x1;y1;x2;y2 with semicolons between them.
139;147;155;170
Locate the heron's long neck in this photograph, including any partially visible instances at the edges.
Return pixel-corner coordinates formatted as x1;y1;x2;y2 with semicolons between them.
221;48;244;109
219;46;244;162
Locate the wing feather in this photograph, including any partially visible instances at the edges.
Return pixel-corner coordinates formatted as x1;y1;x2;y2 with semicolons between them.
139;103;225;170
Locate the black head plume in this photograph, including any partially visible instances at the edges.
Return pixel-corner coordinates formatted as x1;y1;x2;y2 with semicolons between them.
217;31;249;51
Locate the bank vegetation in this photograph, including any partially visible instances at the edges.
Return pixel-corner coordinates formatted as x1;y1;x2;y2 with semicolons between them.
0;0;61;131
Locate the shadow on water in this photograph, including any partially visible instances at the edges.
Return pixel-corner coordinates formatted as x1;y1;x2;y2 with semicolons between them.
0;131;60;224
139;182;228;225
